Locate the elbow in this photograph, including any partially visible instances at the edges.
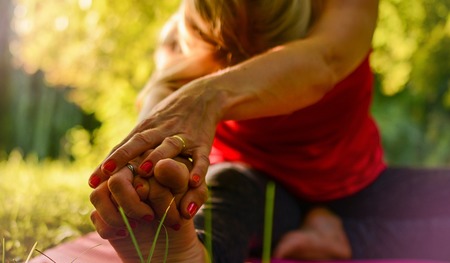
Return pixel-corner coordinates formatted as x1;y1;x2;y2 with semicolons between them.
311;60;338;101
319;63;337;93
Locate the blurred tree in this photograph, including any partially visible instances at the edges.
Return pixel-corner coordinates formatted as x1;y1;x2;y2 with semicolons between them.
0;0;13;156
372;0;450;166
9;0;179;163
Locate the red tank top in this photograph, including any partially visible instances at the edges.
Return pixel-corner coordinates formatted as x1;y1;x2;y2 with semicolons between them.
210;55;386;201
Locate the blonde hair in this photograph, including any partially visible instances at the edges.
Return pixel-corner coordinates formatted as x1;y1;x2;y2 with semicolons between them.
138;0;311;111
181;0;311;65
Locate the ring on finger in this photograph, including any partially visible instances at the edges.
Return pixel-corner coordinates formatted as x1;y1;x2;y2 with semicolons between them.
171;135;186;151
126;163;137;177
186;156;193;163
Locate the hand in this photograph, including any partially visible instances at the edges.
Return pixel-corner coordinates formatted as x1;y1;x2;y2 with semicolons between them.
90;157;208;240
133;157;208;220
90;166;155;240
88;77;222;193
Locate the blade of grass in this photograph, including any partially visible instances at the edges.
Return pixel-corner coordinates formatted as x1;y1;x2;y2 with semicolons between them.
147;197;175;263
2;238;5;263
24;241;38;263
34;249;56;263
262;181;275;263
119;207;145;263
161;224;169;263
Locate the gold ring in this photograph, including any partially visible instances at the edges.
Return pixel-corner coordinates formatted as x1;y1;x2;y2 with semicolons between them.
126;163;137;176
171;135;186;151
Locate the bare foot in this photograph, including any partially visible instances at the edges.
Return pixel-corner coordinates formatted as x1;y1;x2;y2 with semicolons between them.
107;159;210;262
108;219;209;262
273;207;352;260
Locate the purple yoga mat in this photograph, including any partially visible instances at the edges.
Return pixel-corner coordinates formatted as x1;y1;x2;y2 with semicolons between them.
30;232;450;263
248;260;449;263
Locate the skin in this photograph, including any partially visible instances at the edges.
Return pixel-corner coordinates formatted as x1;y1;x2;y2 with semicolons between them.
89;0;379;261
90;158;209;262
273;207;352;260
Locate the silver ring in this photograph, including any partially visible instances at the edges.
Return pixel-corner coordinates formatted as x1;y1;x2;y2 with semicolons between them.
126;163;137;176
171;135;186;151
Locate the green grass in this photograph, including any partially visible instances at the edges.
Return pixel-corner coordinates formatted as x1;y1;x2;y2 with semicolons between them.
0;151;277;262
0;151;94;262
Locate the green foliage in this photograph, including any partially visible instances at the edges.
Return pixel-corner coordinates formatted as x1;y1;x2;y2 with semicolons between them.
372;0;450;166
371;0;450;96
2;69;100;160
0;151;94;261
10;0;180;161
372;0;425;95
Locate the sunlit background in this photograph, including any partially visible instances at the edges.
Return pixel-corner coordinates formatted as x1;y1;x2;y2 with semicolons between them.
0;0;449;261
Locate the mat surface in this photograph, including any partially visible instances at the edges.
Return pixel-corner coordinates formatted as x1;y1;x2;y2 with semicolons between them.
30;232;449;263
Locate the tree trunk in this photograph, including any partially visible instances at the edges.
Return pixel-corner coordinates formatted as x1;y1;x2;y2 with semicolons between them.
0;0;12;153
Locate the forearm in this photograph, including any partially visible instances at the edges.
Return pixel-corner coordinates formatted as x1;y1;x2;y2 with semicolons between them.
137;85;173;122
139;0;378;123
192;0;378;122
211;41;337;120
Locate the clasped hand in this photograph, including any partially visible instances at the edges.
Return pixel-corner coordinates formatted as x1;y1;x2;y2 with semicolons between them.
88;79;220;239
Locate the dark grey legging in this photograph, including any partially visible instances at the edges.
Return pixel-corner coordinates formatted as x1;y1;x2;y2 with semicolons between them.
194;162;450;263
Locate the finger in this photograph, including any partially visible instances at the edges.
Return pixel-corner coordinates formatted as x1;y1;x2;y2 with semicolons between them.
90;139;150;189
90;181;127;227
179;182;209;219
90;210;130;240
189;148;210;188
88;166;110;189
138;135;187;176
173;155;194;171
146;177;183;228
153;158;190;195
89;155;142;189
133;175;149;201
101;129;164;176
108;166;156;222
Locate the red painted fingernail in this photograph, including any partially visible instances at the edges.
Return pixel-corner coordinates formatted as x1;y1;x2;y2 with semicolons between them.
103;160;116;173
89;175;101;188
140;161;153;173
192;174;201;183
187;202;198;217
171;224;181;231
116;229;127;237
142;214;154;222
135;184;144;191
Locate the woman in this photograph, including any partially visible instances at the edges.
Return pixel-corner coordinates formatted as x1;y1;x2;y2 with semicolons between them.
89;0;450;262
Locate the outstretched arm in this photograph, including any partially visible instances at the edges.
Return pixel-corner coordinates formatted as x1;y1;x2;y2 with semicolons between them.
211;0;379;120
89;0;379;219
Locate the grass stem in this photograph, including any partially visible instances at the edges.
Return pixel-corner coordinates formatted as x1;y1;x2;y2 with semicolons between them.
262;181;275;263
119;207;145;263
2;238;5;263
204;195;213;262
34;249;56;263
24;242;38;263
147;197;174;263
